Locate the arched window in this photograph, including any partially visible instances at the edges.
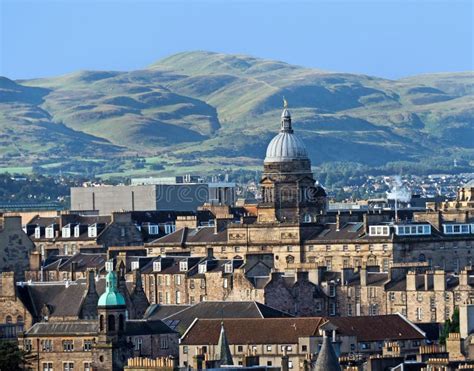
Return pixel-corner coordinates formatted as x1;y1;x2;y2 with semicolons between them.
119;314;124;332
108;315;115;332
303;214;312;223
100;315;104;331
16;315;23;324
5;315;12;324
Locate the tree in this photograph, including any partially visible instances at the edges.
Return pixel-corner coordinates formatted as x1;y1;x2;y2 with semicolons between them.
0;341;33;370
440;307;460;344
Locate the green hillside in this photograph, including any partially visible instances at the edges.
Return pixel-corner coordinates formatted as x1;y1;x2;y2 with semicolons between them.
1;51;473;177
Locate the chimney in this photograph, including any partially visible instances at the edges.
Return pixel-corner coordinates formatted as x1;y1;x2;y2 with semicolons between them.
433;270;445;291
406;271;417;291
2;216;21;231
460;302;474;339
336;212;341;231
86;269;97;294
360;267;367;286
206;247;214;259
459;269;469;287
112;211;132;223
0;272;16;298
363;213;369;234
70;261;78;281
29;251;42;271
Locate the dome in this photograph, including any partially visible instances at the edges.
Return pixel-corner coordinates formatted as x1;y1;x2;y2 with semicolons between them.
264;108;308;163
98;271;126;307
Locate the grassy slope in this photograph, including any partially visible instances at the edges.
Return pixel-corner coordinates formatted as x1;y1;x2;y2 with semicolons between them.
1;51;472;175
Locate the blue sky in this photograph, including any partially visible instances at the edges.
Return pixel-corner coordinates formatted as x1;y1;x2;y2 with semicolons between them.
1;0;472;79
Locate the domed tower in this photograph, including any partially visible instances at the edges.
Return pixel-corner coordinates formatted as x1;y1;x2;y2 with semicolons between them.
93;261;131;371
258;104;326;223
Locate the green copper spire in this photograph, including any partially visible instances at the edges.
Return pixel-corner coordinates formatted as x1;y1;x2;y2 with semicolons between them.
98;261;126;307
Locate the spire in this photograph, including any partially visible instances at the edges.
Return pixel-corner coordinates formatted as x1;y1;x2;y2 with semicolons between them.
216;322;233;366
280;97;293;133
314;333;341;371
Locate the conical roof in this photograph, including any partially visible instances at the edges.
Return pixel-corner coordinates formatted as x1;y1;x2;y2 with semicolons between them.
314;335;341;371
216;322;233;366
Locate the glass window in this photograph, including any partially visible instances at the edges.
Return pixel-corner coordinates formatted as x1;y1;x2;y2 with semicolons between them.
63;340;74;352
42;363;53;371
63;362;74;371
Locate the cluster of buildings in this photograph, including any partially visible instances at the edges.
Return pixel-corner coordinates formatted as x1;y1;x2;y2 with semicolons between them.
1;107;474;370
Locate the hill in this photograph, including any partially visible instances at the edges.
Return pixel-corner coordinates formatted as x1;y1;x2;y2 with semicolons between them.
1;51;473;177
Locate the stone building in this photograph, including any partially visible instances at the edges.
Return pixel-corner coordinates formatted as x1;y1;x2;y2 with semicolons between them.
18;268;178;371
0;215;35;280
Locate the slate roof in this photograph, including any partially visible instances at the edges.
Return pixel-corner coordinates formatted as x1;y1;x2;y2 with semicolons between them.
385;273;461;291
144;304;192;320
24;319;175;336
124;319;176;335
16;277;133;319
159;301;293;335
181;317;324;345
328;314;425;341
25;321;98;336
148;226;228;246
42;253;107;272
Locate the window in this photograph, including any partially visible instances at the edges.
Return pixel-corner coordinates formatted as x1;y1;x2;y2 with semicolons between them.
175;291;181;304
131;261;139;271
343;258;350;268
179;261;188;271
88;224;97;238
237;345;244;352
41;339;53;352
165;292;170;304
355;244;361;252
24;339;32;352
416;307;423;321
183;345;188;354
266;345;272;351
200;279;206;289
45;225;55;239
83;340;93;351
164;224;175;234
160;336;169;349
383;258;390;272
287;246;293;252
302;345;307;352
42;363;53;371
369;304;378;316
134;337;143;351
389;292;395;301
288;360;293;369
158;292;163;304
329;302;336;316
224;263;233;273
153;261;161;272
361;342;371;350
267;361;273;366
198;263;207;274
325;258;332;271
62;226;71;238
325;245;331;252
148;224;159;235
63;362;74;371
347;304;353;316
223;278;228;289
175;275;182;285
165;276;170;286
84;363;91;371
74;225;80;238
63;340;74;352
329;284;336;297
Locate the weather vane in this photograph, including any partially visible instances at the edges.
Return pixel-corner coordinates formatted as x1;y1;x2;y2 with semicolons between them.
283;96;288;109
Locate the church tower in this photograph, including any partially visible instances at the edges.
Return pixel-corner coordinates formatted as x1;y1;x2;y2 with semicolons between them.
258;103;326;223
92;260;132;371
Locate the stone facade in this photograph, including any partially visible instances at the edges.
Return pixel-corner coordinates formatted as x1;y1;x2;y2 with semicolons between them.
0;216;35;280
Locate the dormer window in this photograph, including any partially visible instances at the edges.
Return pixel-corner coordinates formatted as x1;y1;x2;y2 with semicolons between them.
443;224;471;235
105;261;114;272
164;224;176;234
148;224;159;235
74;225;81;238
198;263;207;274
224;263;233;274
45;225;55;239
179;261;188;272
153;261;161;272
62;225;71;238
369;226;390;236
88;224;97;238
131;261;139;271
34;226;41;239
